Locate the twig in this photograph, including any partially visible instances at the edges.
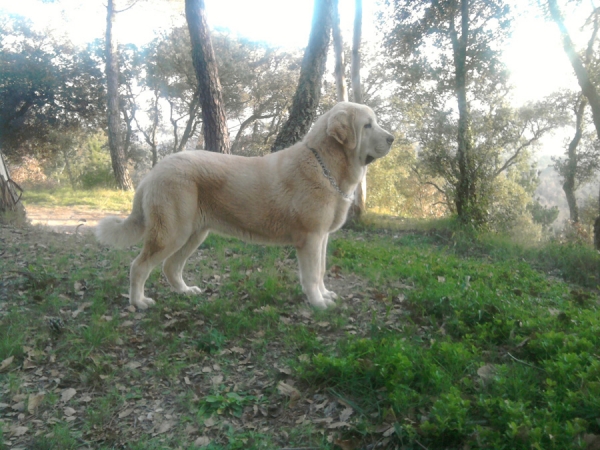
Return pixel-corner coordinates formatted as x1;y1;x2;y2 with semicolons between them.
507;352;545;371
415;439;429;450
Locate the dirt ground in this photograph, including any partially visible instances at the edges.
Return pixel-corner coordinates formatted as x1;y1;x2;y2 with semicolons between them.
24;205;126;234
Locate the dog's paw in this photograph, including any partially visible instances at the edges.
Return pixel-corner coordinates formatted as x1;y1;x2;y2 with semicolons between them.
131;296;155;310
322;289;338;301
176;285;203;295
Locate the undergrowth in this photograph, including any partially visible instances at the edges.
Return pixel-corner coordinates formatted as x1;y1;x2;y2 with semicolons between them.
1;209;599;449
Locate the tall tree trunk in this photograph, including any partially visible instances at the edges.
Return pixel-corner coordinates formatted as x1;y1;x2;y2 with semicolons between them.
0;151;25;224
451;0;476;223
271;0;333;152
350;0;363;104
347;0;366;224
563;98;587;223
332;0;347;102
548;0;600;141
185;0;230;154
105;0;134;191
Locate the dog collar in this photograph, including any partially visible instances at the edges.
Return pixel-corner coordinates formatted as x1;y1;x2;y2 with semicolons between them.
307;146;354;201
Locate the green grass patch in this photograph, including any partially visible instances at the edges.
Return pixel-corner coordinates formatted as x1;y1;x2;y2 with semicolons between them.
1;202;599;449
22;186;134;211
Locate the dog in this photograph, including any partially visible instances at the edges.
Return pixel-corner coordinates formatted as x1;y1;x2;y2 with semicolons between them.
95;102;394;310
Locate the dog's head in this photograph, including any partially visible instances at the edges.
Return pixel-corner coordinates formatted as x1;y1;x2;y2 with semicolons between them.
325;102;394;166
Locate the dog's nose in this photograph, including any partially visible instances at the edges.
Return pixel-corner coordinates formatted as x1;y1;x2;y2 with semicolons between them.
387;135;394;145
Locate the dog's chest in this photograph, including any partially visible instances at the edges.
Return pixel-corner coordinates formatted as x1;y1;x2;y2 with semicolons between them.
329;200;352;232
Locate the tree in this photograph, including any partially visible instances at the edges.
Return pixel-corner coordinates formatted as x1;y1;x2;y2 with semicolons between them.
332;0;348;102
347;0;367;223
185;0;230;153
105;0;134;190
0;16;105;160
552;92;600;223
0;150;25;224
546;0;600;140
271;0;333;151
382;0;513;225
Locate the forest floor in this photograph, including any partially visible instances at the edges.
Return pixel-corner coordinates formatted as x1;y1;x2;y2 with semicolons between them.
1;204;600;449
24;205;125;234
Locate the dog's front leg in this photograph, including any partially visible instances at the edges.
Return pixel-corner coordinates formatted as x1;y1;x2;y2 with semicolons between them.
319;234;337;305
296;234;329;309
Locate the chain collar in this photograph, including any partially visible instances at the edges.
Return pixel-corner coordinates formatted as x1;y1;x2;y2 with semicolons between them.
307;146;354;201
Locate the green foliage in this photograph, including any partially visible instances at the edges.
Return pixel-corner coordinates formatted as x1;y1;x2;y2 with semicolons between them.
23;186;133;211
0;16;105;159
367;141;447;217
302;230;600;448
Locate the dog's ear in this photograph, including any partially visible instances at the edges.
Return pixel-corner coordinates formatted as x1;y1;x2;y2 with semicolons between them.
326;109;356;149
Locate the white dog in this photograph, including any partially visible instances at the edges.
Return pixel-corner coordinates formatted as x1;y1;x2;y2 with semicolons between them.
96;102;394;310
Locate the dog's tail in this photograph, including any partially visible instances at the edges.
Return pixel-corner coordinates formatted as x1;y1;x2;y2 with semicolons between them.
95;191;145;249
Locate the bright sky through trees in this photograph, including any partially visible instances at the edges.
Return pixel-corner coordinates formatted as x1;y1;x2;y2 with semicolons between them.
0;0;581;107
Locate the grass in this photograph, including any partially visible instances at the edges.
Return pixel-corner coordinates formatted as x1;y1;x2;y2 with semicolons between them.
1;190;599;449
22;186;134;211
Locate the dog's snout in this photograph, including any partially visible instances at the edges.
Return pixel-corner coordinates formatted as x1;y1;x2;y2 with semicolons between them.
386;134;394;146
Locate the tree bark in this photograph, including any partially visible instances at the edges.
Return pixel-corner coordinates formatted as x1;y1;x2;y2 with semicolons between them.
347;0;366;224
548;0;600;141
351;0;363;104
271;0;333;152
0;152;25;224
105;0;134;191
563;98;586;223
185;0;230;154
451;0;476;223
332;0;347;102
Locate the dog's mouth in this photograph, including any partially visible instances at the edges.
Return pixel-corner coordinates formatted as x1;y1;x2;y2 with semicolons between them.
365;155;376;165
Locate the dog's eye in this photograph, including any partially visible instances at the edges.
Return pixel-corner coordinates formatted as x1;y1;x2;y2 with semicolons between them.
364;123;372;129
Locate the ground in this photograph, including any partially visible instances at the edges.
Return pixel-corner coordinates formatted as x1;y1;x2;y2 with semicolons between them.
0;206;404;449
25;205;125;234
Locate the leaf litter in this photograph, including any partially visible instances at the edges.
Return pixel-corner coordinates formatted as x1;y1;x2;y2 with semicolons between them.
0;223;418;448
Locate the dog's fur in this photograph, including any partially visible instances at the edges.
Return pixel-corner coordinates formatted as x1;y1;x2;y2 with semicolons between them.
96;102;394;310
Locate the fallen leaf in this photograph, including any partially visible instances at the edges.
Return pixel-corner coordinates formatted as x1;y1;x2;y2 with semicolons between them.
583;434;600;450
61;388;77;403
118;408;133;419
477;364;497;384
0;356;14;372
27;393;45;415
277;381;301;406
204;416;216;427
155;421;173;434
11;426;28;437
11;401;25;412
334;438;360;450
194;436;211;447
125;361;142;370
327;421;350;429
63;407;76;416
339;406;354;422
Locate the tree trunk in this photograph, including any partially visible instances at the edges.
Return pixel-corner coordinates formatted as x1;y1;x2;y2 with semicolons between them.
0;152;25;224
350;0;363;104
451;0;476;224
105;0;134;191
548;0;600;141
185;0;230;154
271;0;333;152
347;0;366;224
332;0;347;102
563;98;586;223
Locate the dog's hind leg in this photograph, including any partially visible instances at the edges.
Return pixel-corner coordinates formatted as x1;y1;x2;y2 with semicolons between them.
162;229;209;295
130;232;190;310
296;233;328;309
318;234;338;305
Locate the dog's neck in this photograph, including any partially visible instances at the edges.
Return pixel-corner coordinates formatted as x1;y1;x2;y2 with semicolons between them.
306;141;363;200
